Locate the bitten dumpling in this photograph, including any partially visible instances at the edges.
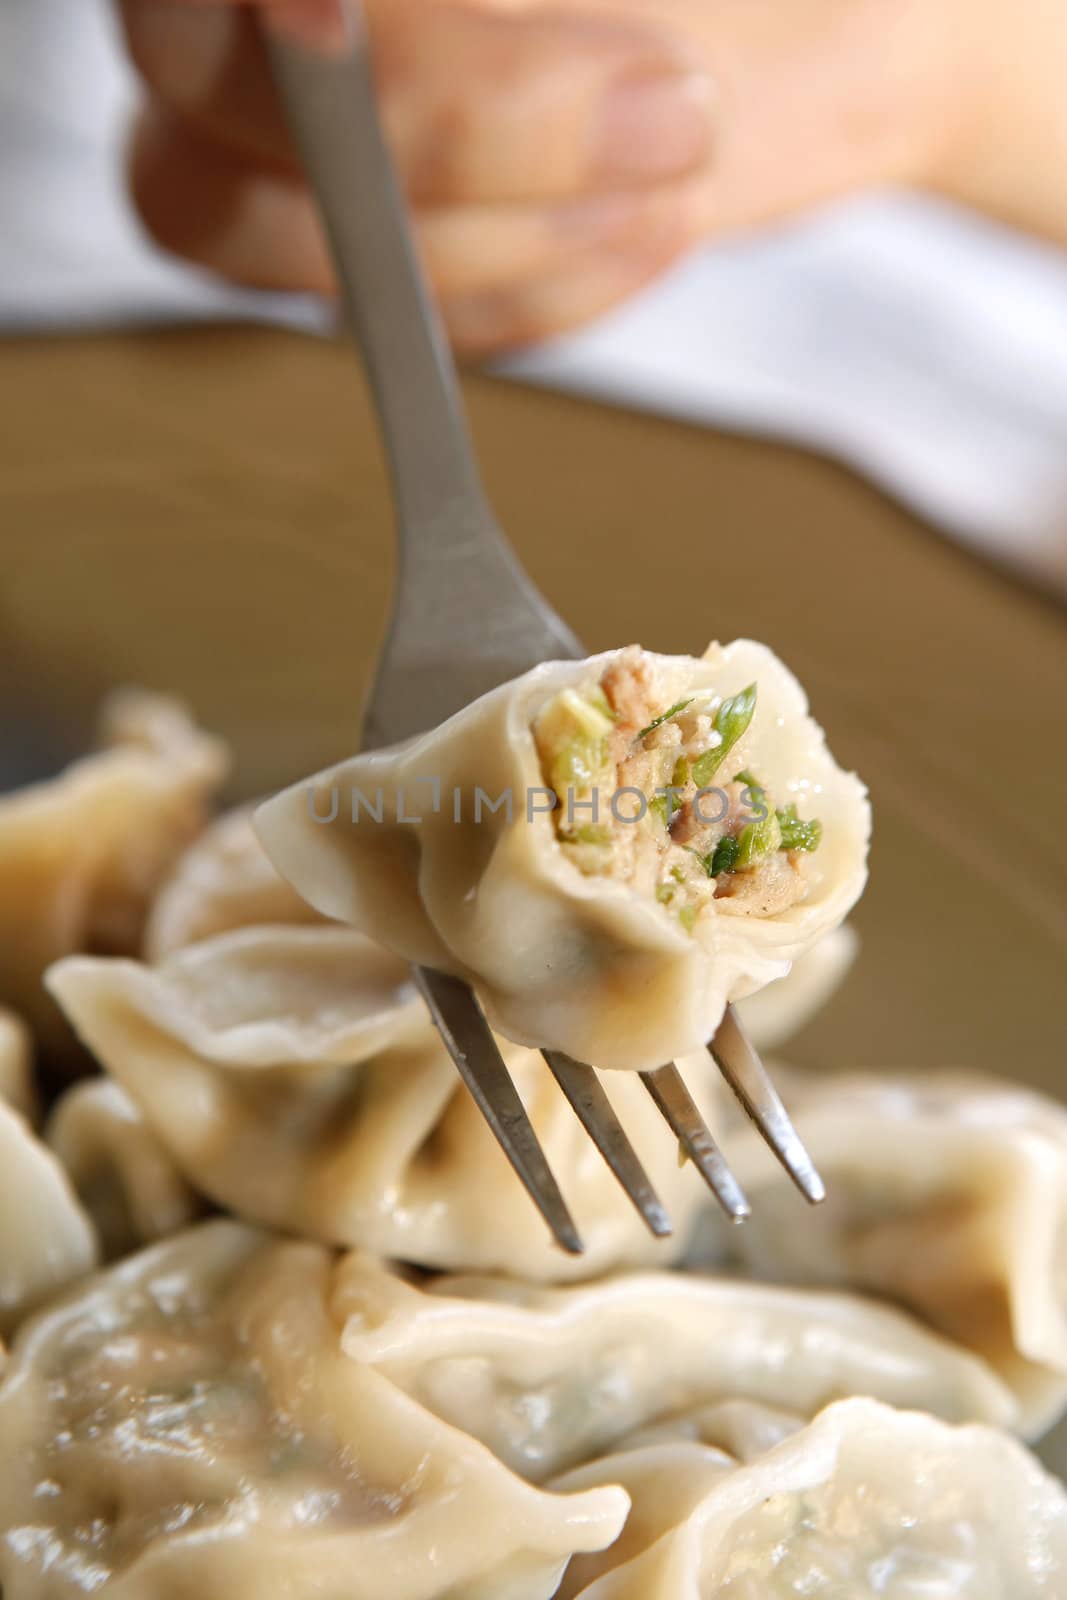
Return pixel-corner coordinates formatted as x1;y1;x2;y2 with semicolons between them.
0;1221;628;1600
701;1068;1067;1436
254;641;870;1068
553;1397;1067;1599
47;927;723;1281
0;690;226;1052
145;805;856;1055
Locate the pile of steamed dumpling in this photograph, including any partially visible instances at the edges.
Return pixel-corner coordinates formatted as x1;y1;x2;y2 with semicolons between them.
1;649;1066;1599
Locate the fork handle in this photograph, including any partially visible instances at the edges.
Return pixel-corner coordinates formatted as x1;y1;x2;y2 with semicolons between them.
263;6;489;540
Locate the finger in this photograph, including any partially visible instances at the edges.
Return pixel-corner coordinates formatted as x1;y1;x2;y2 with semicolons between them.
542;0;953;223
442;245;686;357
420;184;700;300
128;102;705;303
119;0;715;206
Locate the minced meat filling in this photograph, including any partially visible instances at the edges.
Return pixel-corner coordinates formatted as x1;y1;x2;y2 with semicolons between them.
533;648;822;933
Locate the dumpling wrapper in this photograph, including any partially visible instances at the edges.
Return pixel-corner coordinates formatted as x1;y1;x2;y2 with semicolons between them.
45;1078;203;1261
0;1098;98;1337
554;1397;1067;1599
47;926;723;1281
0;1220;628;1600
145;806;855;1055
700;1068;1067;1436
0;1007;38;1123
335;1252;1014;1482
734;922;858;1051
144;804;325;961
0;690;226;1051
254;641;870;1069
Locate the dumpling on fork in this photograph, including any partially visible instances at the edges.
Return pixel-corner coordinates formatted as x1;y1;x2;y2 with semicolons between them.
255;640;870;1069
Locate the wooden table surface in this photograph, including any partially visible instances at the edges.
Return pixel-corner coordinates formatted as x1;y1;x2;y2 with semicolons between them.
1;325;1065;1092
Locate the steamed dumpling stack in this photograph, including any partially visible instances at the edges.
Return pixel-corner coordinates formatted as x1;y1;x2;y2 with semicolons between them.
1;655;1066;1597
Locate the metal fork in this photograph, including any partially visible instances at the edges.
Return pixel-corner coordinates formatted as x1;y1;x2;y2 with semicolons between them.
264;2;824;1253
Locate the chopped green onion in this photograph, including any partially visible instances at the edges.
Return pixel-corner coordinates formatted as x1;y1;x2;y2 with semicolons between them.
638;698;693;740
670;865;688;884
535;687;615;808
655;882;675;905
555;735;610;793
650;779;688;828
690;683;757;787
678;904;698;934
710;835;741;876
685;835;741;878
734;771;770;827
671;756;690;787
777;804;823;853
565;823;613;847
685;846;713;877
736;807;782;870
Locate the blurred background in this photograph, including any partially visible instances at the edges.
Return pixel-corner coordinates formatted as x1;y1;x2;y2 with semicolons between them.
4;0;1067;593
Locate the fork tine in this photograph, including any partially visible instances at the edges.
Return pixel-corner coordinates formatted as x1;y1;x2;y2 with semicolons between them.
412;966;584;1254
543;1051;672;1238
709;1004;826;1205
640;1063;750;1221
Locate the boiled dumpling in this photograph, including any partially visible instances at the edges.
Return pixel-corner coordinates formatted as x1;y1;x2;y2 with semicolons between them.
45;1078;202;1260
0;690;226;1051
0;1006;38;1123
254;641;870;1069
553;1397;1067;1598
0;1098;97;1336
144;804;325;960
0;1221;628;1600
47;926;723;1280
701;1068;1067;1435
335;1252;1013;1481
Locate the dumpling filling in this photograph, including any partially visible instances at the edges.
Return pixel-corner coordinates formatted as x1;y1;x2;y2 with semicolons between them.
534;646;822;933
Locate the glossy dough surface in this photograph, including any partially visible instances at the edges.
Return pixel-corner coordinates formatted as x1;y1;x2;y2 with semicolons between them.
0;1222;628;1600
48;927;722;1280
336;1253;1014;1480
555;1397;1067;1598
703;1069;1067;1434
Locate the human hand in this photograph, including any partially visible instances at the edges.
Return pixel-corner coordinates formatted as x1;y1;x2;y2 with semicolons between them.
120;0;717;353
120;0;1067;355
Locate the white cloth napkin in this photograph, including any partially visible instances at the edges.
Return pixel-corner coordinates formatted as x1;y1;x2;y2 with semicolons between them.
4;0;1067;596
